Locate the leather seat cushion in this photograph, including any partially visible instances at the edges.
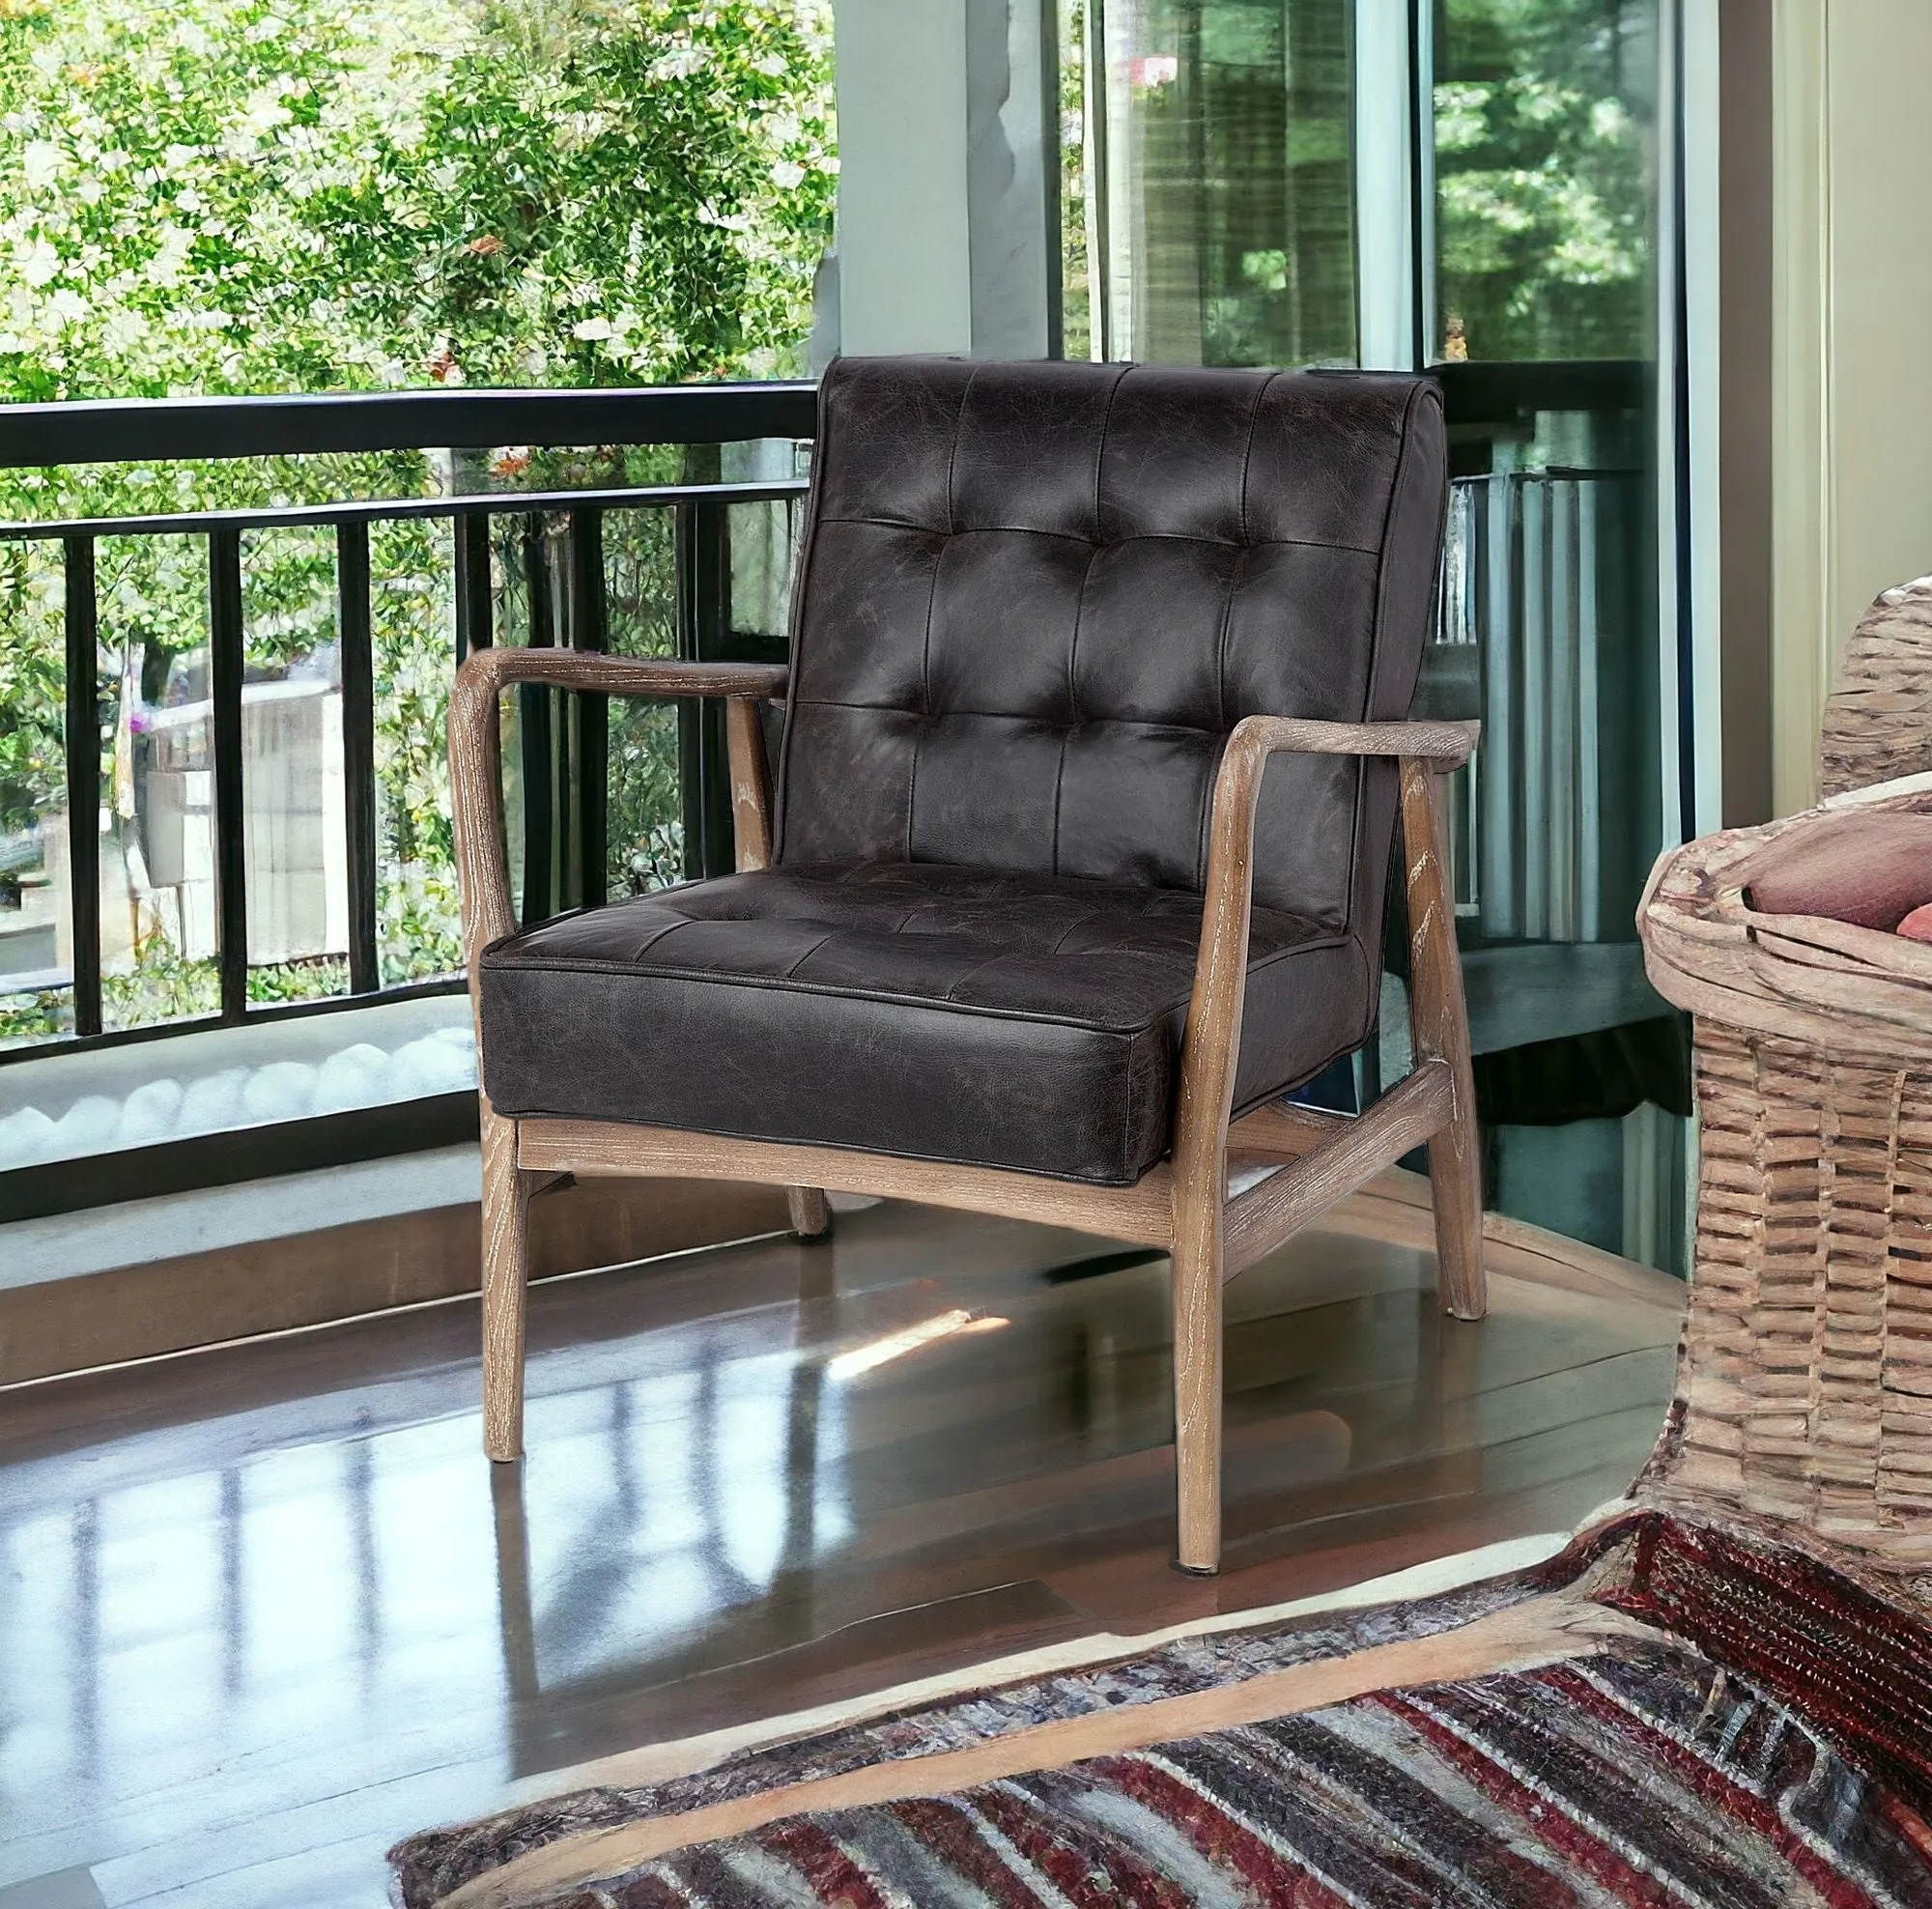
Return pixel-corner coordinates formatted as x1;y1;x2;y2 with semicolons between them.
478;861;1373;1185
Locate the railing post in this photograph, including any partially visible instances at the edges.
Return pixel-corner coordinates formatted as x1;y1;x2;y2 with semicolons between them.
518;514;555;923
62;535;101;1038
674;477;735;881
454;510;493;663
337;521;380;995
568;506;608;908
208;527;248;1021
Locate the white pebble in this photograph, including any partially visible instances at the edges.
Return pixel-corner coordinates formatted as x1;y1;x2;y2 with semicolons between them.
313;1043;394;1115
241;1062;318;1125
0;1105;56;1170
387;1034;475;1099
49;1095;122;1158
178;1068;246;1137
116;1076;185;1147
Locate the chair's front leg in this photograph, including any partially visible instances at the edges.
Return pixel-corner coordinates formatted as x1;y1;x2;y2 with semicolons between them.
1399;759;1485;1321
480;1102;535;1461
1168;729;1270;1577
1170;1183;1226;1574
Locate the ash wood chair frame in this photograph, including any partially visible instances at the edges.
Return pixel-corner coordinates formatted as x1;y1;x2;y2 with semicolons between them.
450;645;1485;1575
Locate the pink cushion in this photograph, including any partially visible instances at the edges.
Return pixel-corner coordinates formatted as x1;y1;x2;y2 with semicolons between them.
1743;812;1932;930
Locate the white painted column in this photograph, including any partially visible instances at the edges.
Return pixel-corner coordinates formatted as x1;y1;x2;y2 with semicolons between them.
832;0;975;356
1682;0;1725;838
829;0;1054;361
1353;0;1418;370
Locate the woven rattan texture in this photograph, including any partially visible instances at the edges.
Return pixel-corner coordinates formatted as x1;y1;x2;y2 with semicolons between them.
1640;783;1932;1575
1664;1021;1932;1568
1821;577;1932;798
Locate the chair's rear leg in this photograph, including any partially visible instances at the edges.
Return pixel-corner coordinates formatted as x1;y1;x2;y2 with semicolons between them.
481;1105;532;1461
1425;1099;1484;1321
1402;762;1486;1321
1171;1208;1225;1575
787;1186;833;1239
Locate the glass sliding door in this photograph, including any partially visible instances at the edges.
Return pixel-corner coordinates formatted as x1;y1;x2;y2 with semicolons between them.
1428;0;1687;1273
1058;0;1692;1271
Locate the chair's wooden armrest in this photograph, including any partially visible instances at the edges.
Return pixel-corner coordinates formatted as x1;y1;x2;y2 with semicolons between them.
448;650;790;971
1169;714;1481;1222
1224;714;1480;773
453;647;789;704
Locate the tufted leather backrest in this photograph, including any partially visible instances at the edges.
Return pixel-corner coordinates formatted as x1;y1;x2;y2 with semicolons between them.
774;356;1447;929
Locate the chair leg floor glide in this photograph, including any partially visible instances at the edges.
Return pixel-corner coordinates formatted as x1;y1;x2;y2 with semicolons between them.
786;1186;834;1241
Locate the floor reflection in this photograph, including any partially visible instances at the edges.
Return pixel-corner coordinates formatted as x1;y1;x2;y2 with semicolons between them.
0;1200;1678;1906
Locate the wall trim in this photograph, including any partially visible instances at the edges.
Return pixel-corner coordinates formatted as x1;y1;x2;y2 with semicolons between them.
0;1176;793;1387
1769;0;1833;817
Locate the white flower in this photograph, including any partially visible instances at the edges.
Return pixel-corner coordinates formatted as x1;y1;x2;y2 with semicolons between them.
22;141;61;188
15;237;60;287
571;315;613;341
235;89;294;141
46;287;89;323
146;224;194;287
100;309;149;350
755;52;786;76
771;158;805;189
651;46;710;81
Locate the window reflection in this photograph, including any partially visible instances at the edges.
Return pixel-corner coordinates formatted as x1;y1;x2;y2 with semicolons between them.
1065;0;1356;367
1434;0;1658;363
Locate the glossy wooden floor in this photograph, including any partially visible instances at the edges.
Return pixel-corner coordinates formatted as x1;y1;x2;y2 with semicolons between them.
0;1188;1682;1908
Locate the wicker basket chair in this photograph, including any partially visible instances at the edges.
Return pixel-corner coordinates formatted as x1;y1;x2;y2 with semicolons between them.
1639;774;1932;1577
1819;575;1932;798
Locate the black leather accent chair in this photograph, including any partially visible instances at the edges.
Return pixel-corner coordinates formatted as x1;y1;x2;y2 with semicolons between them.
449;356;1485;1575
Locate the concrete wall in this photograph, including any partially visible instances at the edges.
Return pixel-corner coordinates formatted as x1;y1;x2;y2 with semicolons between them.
1769;0;1932;814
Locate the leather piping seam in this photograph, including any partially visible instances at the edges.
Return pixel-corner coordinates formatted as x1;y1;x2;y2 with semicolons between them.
1056;539;1107;871
767;359;841;866
1091;360;1128;542
1340;380;1435;945
1236;371;1270;551
478;931;1354;1038
811;515;1384;558
783;700;1239;738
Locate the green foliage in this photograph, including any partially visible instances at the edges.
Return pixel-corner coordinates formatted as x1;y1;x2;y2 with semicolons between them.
0;543;64;839
0;0;834;402
0;0;833;1020
0;936;344;1041
1435;0;1653;361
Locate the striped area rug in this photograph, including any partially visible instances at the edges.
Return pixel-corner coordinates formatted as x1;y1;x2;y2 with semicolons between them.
394;1513;1932;1908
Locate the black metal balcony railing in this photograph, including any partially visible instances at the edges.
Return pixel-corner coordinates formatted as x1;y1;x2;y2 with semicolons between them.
0;383;815;1060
